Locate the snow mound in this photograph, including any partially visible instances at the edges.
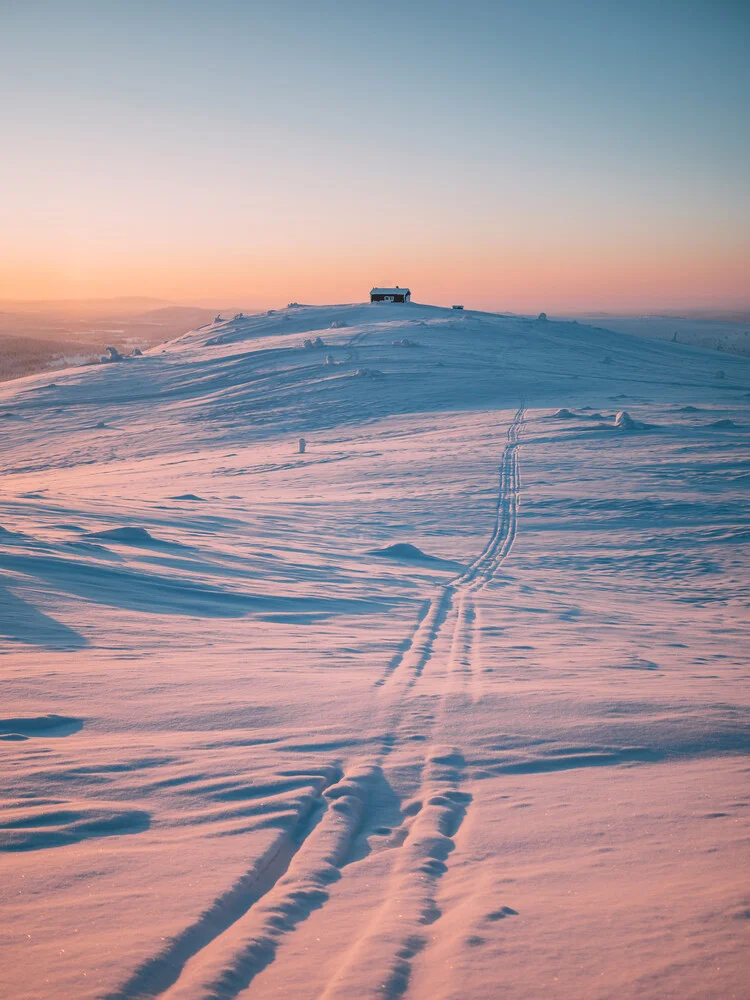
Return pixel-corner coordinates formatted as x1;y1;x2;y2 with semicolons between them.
707;418;736;428
551;408;576;419
0;714;83;736
354;368;385;378
85;527;155;544
614;410;650;431
367;543;442;563
169;494;207;501
603;659;660;671
0;525;24;540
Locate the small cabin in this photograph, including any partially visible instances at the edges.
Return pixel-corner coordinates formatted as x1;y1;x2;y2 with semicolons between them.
370;286;411;304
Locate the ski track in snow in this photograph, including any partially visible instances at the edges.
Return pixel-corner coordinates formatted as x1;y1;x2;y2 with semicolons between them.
376;405;524;694
319;407;525;998
109;768;379;1000
110;406;525;999
3;303;749;1000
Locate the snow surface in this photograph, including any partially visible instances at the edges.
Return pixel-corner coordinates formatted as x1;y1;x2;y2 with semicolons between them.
569;314;750;358
1;302;749;999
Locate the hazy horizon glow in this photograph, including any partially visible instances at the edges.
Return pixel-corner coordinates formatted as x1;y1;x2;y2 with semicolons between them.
2;0;748;312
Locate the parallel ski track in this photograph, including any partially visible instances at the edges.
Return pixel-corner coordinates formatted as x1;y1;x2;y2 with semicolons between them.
320;406;526;998
378;404;525;694
109;406;526;1000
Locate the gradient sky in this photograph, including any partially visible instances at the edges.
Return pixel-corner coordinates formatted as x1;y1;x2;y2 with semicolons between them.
1;0;748;311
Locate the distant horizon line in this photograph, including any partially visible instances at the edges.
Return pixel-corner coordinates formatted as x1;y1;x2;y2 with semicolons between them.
1;295;749;321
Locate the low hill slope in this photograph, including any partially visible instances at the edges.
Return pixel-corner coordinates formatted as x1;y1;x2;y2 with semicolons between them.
1;302;746;475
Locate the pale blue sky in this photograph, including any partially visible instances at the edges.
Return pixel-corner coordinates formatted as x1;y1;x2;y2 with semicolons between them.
1;0;748;308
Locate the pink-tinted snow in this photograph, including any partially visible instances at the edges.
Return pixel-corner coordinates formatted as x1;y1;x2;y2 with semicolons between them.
1;303;748;999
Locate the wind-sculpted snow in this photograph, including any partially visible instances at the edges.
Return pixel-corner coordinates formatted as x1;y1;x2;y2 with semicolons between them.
0;714;83;738
1;302;749;999
0;803;150;852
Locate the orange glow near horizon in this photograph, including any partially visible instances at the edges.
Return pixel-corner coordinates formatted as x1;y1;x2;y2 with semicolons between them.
2;236;748;314
2;3;748;316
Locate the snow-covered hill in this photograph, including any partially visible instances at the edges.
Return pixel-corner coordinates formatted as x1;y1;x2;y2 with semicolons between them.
1;302;749;1000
